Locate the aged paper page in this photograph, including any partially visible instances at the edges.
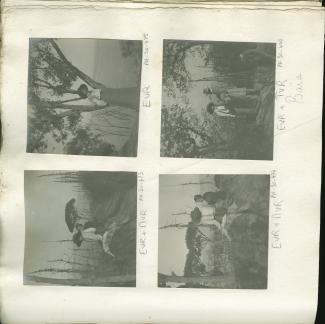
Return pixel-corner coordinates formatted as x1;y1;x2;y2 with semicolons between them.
0;2;323;324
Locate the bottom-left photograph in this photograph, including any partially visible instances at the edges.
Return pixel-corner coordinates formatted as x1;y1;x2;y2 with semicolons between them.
24;170;137;287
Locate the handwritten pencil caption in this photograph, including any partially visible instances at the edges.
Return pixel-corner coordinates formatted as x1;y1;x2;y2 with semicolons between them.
270;170;283;249
141;33;151;109
276;39;304;131
138;172;147;255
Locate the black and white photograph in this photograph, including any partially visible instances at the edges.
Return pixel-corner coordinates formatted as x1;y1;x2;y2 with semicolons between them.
158;174;270;289
161;40;276;160
24;170;137;287
27;38;142;156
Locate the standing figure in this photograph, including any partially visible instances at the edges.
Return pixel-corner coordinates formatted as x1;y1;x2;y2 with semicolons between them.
77;83;140;110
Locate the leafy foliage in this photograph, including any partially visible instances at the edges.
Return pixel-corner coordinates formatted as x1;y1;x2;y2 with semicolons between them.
161;40;276;160
29;39;78;99
65;128;117;156
27;38;119;155
163;40;210;95
119;40;142;67
174;175;269;288
160;104;225;158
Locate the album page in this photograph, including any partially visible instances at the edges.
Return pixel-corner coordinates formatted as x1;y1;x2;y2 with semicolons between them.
0;1;323;323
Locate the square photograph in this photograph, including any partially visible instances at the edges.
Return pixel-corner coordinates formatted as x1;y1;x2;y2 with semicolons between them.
24;170;137;287
27;38;142;156
158;174;270;289
161;40;276;160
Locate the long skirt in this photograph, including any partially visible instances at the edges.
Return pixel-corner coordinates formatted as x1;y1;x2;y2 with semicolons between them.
100;87;140;110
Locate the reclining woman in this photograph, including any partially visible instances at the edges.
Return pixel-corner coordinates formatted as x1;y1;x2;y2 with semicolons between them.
72;222;117;257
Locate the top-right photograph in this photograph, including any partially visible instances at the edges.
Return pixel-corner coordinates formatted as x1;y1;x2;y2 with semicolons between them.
160;40;276;160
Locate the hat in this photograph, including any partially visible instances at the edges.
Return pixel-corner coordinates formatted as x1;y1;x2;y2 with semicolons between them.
78;84;89;99
206;102;216;114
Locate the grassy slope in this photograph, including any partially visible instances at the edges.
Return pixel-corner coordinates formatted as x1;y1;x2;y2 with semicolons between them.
79;172;137;285
219;175;270;288
204;43;276;160
179;175;270;289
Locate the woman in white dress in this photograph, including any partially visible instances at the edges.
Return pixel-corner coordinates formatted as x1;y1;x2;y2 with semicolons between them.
72;223;115;257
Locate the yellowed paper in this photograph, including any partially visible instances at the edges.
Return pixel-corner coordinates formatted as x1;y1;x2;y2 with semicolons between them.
0;2;323;324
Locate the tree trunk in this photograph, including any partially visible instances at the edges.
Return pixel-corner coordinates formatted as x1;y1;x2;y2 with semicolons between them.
25;274;136;286
167;181;213;187
49;39;104;89
159;223;215;230
197;143;231;155
55;104;109;118
158;273;236;288
49;40;140;110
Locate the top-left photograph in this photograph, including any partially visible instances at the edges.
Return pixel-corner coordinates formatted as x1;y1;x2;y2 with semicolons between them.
27;38;142;157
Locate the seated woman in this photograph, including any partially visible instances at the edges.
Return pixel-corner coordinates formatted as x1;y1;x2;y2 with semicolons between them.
194;191;226;206
72;223;115;257
206;102;236;118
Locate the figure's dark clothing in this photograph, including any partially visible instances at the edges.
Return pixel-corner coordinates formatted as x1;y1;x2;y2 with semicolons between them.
100;87;140;110
190;207;202;224
83;221;97;230
202;191;226;205
225;97;257;119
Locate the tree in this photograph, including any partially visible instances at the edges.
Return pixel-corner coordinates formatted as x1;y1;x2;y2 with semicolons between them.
160;104;228;158
163;40;211;95
25;274;136;286
65;128;117;156
158;272;236;288
120;40;142;67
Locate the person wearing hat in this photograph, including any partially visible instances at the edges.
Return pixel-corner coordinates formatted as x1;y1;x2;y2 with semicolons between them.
72;223;115;257
72;223;102;242
77;84;108;107
192;197;231;241
190;206;219;227
194;191;227;206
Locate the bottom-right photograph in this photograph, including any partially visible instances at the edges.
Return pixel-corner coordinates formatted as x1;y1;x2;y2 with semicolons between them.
158;174;270;289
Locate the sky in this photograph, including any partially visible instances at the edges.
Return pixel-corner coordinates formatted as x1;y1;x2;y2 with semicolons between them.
57;39;140;88
162;46;218;119
158;174;216;276
24;171;90;275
